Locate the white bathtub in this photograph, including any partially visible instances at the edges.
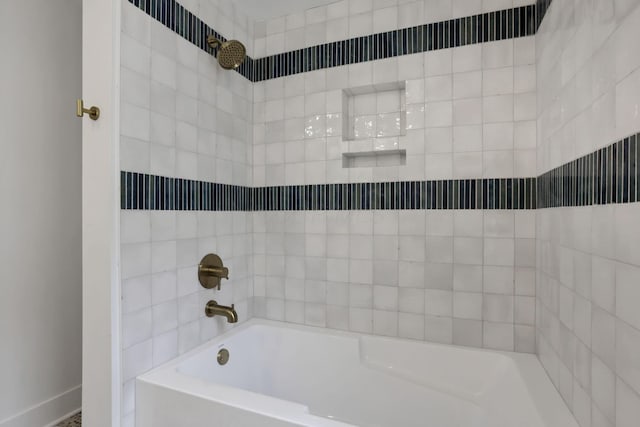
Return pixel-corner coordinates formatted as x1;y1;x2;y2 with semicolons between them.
136;320;577;427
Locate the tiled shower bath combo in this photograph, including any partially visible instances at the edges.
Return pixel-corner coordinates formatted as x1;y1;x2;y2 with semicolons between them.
117;0;640;426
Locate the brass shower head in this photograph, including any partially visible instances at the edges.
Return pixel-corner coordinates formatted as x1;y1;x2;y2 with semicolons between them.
207;36;246;70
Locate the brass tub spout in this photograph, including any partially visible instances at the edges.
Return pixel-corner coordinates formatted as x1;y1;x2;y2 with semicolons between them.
205;300;238;323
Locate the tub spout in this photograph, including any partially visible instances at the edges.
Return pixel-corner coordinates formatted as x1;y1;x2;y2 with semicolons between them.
205;300;238;323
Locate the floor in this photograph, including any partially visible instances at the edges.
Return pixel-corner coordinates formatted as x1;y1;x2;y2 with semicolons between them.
55;412;81;427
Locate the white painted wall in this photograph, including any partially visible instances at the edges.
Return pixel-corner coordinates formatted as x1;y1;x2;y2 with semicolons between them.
0;1;83;426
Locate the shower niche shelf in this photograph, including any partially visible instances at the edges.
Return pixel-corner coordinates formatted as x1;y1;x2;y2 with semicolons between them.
342;149;407;168
342;82;407;141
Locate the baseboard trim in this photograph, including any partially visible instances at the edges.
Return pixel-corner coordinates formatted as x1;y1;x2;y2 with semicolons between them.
43;409;81;427
0;385;81;427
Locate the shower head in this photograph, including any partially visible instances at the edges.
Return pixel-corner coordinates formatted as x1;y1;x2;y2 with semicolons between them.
207;36;246;70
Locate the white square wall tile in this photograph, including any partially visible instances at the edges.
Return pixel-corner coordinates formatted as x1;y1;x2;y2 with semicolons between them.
483;294;514;323
453;151;479;177
514;92;536;121
152;330;178;367
483;150;514;178
399;313;425;339
350;0;374;15
616;319;640;396
515;239;535;267
515;267;534;296
484;266;514;294
514;37;535;66
425;101;453;128
122;34;151;76
425;49;452;77
453;318;482;347
453;237;483;265
425;289;452;316
373;6;398;33
305;303;327;327
425;315;453;344
615;201;640;267
326;305;349;330
373;310;398;336
483;68;513;96
484;238;515;266
426;75;452;102
398;211;426;235
591;354;616;423
123;275;152;315
453;71;482;99
121;102;150;142
484;212;514;237
453;125;482;152
515;296;535;325
483;321;514;351
350;308;373;333
121;212;151;244
122;340;152;381
452;0;481;18
349;12;374;38
482;0;513;13
617;378;640;427
425;262;453;289
424;0;452;22
453;98;482;125
616;262;640;331
483;40;514;69
592;307;616;370
453;292;482;320
399;236;426;262
122;308;153;349
121;243;152;279
178;320;200;354
514;65;536;93
453;265;483;292
453;45;482;72
514;325;535;353
398;261;426;288
483;95;514;123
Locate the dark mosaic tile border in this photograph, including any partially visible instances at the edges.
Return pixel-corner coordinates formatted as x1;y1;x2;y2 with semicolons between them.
122;132;640;212
127;0;539;83
537;133;640;208
536;0;554;29
121;172;536;211
252;5;536;82
120;172;252;211
251;179;536;210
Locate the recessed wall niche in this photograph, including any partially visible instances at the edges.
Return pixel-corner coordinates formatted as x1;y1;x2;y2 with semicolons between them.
342;82;407;142
342;149;407;168
341;82;407;167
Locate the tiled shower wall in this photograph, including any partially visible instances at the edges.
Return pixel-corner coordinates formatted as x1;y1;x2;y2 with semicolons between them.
116;1;640;426
252;0;538;353
118;1;253;425
536;1;640;426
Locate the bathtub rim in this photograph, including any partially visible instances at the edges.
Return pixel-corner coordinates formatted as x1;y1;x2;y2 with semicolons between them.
136;319;577;427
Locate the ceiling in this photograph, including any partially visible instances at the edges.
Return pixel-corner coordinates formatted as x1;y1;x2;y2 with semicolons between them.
232;0;340;21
